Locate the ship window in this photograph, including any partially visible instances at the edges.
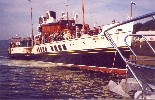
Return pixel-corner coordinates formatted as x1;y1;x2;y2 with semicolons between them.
54;45;58;51
37;47;39;52
62;44;67;50
40;47;42;52
50;46;54;51
58;45;62;51
42;47;44;52
45;47;47;52
38;47;40;52
20;40;32;47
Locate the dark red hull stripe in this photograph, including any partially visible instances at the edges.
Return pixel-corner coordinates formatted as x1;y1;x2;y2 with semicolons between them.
62;64;128;75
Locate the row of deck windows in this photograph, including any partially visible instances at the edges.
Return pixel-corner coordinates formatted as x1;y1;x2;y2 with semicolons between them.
37;44;67;53
51;44;67;51
37;47;47;52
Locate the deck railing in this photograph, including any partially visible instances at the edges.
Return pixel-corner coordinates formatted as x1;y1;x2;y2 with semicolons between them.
104;12;155;97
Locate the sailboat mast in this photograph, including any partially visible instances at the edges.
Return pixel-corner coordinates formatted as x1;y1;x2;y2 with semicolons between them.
82;0;85;28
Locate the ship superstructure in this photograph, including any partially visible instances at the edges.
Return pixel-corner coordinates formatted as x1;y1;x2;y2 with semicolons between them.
8;9;134;74
8;0;135;74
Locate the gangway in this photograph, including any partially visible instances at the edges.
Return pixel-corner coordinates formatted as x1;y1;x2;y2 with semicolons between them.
104;12;155;99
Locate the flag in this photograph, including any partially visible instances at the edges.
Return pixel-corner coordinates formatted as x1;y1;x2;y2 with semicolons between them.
131;1;136;5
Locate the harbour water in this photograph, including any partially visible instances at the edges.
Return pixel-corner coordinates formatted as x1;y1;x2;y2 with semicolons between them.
0;40;154;99
0;59;127;99
0;40;128;99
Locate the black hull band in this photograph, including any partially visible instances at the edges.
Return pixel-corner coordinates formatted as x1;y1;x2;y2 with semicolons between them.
9;51;130;69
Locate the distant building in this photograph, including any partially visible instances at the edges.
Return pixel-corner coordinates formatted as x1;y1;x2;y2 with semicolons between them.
133;31;155;42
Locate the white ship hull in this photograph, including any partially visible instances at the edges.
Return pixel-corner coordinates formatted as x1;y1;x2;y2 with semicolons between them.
8;22;133;74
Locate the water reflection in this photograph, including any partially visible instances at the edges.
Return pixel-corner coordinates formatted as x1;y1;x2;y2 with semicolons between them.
0;64;128;99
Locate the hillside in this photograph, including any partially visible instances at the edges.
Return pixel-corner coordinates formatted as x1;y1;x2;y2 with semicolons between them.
133;20;155;34
132;20;155;56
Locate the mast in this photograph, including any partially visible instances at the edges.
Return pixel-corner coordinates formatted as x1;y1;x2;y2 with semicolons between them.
66;0;69;20
82;0;85;28
130;0;136;18
28;0;34;43
130;0;132;18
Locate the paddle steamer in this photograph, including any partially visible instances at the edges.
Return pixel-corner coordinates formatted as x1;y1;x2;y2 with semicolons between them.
8;0;134;74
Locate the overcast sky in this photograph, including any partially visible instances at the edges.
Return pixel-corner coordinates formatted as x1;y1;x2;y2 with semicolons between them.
0;0;155;40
